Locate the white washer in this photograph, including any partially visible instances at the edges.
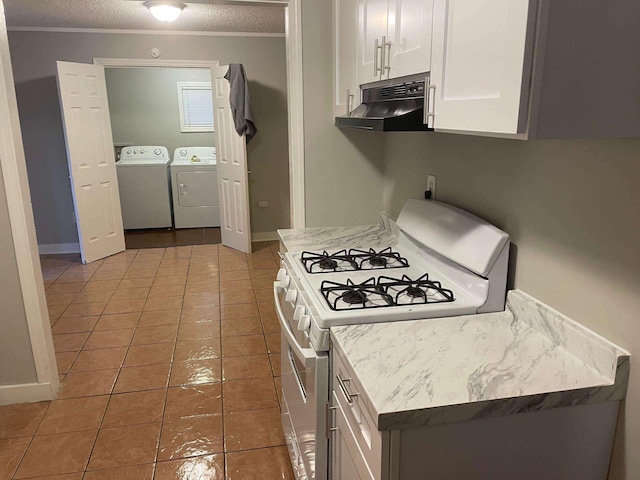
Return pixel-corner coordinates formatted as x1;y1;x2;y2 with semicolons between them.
170;147;220;228
116;146;172;230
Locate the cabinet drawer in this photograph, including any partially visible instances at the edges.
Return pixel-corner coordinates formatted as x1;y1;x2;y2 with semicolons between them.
333;348;383;479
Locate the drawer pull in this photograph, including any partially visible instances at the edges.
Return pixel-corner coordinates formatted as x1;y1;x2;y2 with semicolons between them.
337;373;359;404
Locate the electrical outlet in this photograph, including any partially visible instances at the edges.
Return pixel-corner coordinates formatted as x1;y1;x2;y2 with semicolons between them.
426;175;436;200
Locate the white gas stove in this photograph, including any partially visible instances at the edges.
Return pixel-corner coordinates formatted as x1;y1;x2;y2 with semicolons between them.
277;199;510;480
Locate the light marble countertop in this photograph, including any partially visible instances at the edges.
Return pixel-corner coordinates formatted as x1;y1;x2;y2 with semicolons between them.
331;290;630;431
277;213;398;252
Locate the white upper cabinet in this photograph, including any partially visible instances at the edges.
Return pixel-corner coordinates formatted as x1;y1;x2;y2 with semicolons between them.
428;0;640;138
357;0;433;84
334;0;361;116
429;0;535;134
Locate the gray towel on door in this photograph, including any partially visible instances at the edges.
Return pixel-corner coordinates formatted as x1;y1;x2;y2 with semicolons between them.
224;64;257;144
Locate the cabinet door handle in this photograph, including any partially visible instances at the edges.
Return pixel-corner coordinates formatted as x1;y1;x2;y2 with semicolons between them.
382;35;391;76
337;373;360;404
425;84;436;127
374;38;383;77
346;89;355;116
326;402;338;436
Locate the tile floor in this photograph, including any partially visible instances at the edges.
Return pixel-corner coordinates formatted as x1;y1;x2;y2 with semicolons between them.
0;242;295;480
124;227;222;249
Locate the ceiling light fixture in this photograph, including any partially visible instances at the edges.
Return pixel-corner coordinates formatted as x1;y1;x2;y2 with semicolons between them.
144;1;186;22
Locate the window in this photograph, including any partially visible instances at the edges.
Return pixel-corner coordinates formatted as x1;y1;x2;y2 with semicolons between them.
177;82;214;132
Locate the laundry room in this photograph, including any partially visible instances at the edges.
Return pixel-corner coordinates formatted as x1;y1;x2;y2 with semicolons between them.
104;66;221;247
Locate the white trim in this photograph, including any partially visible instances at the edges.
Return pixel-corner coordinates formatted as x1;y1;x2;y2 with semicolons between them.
0;382;57;405
38;243;81;255
8;26;285;38
285;0;306;228
94;58;220;68
0;18;59;401
251;231;279;242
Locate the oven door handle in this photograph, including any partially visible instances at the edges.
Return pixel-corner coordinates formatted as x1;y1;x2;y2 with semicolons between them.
274;284;317;368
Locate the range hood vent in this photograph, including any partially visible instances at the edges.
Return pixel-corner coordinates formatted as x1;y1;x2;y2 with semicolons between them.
335;74;433;132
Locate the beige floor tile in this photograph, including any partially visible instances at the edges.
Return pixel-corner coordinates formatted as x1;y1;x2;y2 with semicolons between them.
220;303;259;321
46;293;77;307
36;396;108;435
270;354;282;377
57;369;119;399
260;313;281;334
160;258;190;268
0;437;31;480
164;384;222;420
55;351;78;374
265;332;281;353
254;288;274;303
180;306;220;323
156;267;188;278
0;402;49;439
250;268;279;280
113;363;171;393
138;309;181;327
70;347;128;372
48;305;67;321
46;282;86;294
102;390;166;428
221;335;267;357
220;317;263;337
251;276;276;290
110;287;150;301
56;271;95;283
52;332;90;352
102;298;146;315
13;429;97;478
274;376;283;405
143;296;183;312
118;278;154;289
89;270;125;281
72;290;114;304
184;282;220;296
131;325;179;345
148;284;185;298
61;302;107;318
51;316;99;334
219;279;255;293
83;464;154;480
222;378;279;413
152;275;187;287
123;267;158;279
225;446;294;480
94;313;140;331
169;359;222;387
218;270;251;282
219;290;256;306
87;423;161;470
182;293;220;308
123;343;175;367
224;407;285;452
154;454;224;480
177;322;220;341
222;355;273;382
174;339;221;362
158;414;223;461
82;279;120;292
83;329;134;350
257;302;277;318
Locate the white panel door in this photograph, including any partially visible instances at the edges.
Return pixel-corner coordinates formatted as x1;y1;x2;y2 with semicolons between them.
334;0;360;117
386;0;433;78
357;0;389;84
56;61;125;264
211;65;252;254
430;0;536;134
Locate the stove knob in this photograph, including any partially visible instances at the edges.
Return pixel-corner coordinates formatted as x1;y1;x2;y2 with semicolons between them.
285;288;297;305
297;314;311;331
293;305;306;322
276;269;290;290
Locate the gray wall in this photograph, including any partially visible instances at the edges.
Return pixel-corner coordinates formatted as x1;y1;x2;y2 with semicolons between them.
0;1;37;386
105;67;214;155
302;0;385;228
8;30;289;246
381;134;640;479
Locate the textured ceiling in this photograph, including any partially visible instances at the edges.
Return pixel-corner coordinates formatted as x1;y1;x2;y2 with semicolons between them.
3;0;285;33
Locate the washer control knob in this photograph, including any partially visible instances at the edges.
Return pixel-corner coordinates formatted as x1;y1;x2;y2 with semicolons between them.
285;288;297;305
297;314;311;331
293;305;305;321
133;150;139;154
154;148;162;155
125;149;131;155
140;149;145;154
180;149;188;156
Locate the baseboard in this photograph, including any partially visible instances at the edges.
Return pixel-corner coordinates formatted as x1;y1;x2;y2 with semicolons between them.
0;382;57;405
38;243;80;254
251;231;278;242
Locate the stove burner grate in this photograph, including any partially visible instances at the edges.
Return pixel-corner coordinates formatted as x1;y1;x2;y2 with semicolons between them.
301;247;409;274
320;274;455;311
320;278;394;310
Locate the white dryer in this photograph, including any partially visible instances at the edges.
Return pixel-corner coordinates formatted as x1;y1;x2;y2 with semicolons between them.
116;146;172;230
170;147;220;228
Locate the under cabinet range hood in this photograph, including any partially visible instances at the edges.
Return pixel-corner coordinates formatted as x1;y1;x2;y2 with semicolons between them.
336;74;432;132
